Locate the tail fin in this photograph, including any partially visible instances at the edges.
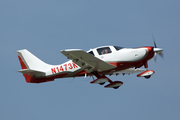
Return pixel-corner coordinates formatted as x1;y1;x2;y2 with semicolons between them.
17;49;54;83
17;49;52;70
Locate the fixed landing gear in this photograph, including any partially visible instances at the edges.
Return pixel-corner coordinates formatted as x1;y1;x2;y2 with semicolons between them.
144;75;151;79
104;81;123;89
90;73;123;89
137;70;155;79
113;86;120;89
99;82;106;85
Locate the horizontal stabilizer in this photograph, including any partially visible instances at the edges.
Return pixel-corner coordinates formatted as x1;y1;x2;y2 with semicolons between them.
18;69;45;77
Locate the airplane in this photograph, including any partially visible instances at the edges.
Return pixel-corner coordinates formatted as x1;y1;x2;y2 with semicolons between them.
17;43;163;89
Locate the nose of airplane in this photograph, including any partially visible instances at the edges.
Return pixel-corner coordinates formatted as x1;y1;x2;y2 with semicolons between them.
153;47;164;61
154;48;164;54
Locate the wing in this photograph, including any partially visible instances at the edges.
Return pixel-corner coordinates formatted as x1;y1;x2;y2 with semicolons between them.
61;49;116;73
110;68;146;76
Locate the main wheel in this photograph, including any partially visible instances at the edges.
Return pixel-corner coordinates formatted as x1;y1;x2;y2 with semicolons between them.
144;75;151;79
113;86;120;89
99;82;105;85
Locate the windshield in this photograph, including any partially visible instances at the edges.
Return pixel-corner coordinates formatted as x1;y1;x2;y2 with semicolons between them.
114;46;124;51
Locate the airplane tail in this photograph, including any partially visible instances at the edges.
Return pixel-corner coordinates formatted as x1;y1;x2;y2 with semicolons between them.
17;49;54;83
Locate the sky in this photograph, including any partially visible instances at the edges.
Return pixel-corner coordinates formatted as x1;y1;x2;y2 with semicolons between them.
0;0;180;120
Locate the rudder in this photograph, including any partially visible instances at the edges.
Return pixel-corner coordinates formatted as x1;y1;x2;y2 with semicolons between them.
17;49;54;83
17;49;52;71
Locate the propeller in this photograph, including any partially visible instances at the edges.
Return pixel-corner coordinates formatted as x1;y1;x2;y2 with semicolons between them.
152;35;164;62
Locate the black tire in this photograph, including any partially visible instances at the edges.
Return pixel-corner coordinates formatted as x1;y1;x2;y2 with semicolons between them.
113;86;120;89
99;82;105;85
144;75;151;79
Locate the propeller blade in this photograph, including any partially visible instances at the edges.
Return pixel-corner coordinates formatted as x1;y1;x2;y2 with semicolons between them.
159;52;164;59
152;34;157;48
154;53;157;63
152;35;164;62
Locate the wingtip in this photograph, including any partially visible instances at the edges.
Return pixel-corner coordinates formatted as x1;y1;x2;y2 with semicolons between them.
61;49;82;52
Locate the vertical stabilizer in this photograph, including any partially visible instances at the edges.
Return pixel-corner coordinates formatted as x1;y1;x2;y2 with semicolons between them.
17;49;54;83
17;49;52;71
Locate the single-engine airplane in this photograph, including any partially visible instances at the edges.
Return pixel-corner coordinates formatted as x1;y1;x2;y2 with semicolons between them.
17;43;163;89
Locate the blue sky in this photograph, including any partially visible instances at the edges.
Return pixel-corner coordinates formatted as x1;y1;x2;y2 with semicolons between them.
0;0;180;120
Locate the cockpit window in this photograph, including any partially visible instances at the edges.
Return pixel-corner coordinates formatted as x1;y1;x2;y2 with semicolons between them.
114;46;123;51
97;47;112;55
88;51;94;56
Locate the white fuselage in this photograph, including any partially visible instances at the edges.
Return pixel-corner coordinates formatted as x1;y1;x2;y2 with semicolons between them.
46;46;152;78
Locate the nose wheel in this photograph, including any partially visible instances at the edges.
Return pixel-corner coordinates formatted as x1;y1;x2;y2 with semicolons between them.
137;70;155;79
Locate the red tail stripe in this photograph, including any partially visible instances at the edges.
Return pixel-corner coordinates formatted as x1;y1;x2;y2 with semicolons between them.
18;56;27;69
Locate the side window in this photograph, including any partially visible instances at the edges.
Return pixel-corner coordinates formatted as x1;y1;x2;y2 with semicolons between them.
88;51;94;56
97;47;112;55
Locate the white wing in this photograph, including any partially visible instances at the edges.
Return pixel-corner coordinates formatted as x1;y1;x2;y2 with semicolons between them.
110;68;146;76
61;49;116;73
